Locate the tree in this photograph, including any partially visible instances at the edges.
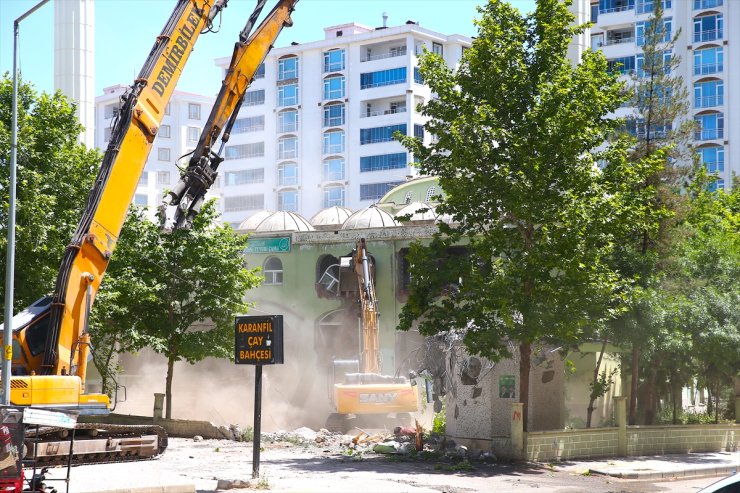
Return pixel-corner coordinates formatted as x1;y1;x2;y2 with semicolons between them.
0;75;99;309
397;0;660;431
112;201;260;419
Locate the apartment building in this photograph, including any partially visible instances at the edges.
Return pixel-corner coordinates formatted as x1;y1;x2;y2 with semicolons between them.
94;86;215;222
213;21;471;226
571;0;740;190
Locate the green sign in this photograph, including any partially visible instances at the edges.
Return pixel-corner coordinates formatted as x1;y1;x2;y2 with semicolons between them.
245;237;291;253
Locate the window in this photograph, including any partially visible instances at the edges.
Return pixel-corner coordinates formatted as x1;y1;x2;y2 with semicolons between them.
697;146;724;174
607;56;636;75
158;148;170;161
636;0;671;14
694;0;722;9
591;3;599;21
277;83;299;106
323;130;345;154
432;42;443;56
157;171;170;185
164;103;171;115
187;126;200;143
323;186;345;208
278;56;299;80
278;135;298;159
188;103;201;120
254;62;265;79
104;127;112;142
323;157;345;181
414;95;425;111
138;171;148;186
694;14;723;42
694;46;723;75
360;124;407;145
425;186;438;202
323;49;345;72
134;194;148;206
224;194;264;212
244;89;265;106
360;153;407;172
159;124;171;138
104;103;120;119
413;67;423;84
225;169;264;185
598;0;635;14
225;142;265;160
360;182;404;201
278;109;299;133
278;162;298;186
694;112;724;141
414;124;425;140
636;18;671;46
360;67;407;89
278;190;298;211
263;257;283;285
625;118;671;139
233;115;265;133
591;34;604;50
323;103;345;127
323;75;345;100
694;79;723;108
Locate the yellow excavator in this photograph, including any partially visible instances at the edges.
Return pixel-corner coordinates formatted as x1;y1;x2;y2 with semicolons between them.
0;0;298;468
328;239;419;432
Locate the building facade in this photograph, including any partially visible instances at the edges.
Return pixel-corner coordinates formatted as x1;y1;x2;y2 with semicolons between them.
213;22;471;226
94;85;216;222
572;0;739;190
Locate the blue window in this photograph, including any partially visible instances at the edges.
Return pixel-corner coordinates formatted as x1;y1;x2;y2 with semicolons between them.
277;83;299;107
694;80;723;108
360;153;407;172
323;186;345;208
360;124;407;145
694;15;723;42
697;146;724;174
278;56;299;80
278;109;299;133
323;75;345;100
233;115;264;133
694;0;722;9
278;190;298;211
323;103;345;127
244;90;265;106
323;157;345;181
278;162;298;186
694;46;723;75
414;124;424;140
254;63;265;79
636;51;672;77
636;18;671;46
323;49;345;72
360;182;404;201
360;67;407;89
599;0;634;14
323;130;345;154
414;67;423;84
694;112;724;140
607;56;635;75
636;0;671;14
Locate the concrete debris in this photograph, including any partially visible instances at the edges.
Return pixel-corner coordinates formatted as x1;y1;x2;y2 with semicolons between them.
453;445;468;458
193;435;203;442
216;478;251;490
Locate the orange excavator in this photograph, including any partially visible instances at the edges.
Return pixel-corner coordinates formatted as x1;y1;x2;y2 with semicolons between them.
0;0;298;476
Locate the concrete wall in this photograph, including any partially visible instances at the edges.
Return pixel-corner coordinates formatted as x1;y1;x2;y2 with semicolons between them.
627;426;738;456
527;428;620;461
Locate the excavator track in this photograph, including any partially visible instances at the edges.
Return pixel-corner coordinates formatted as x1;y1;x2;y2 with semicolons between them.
24;423;167;467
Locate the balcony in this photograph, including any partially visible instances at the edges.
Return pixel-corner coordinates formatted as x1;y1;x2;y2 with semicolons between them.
694;62;723;76
694;0;722;9
361;40;408;63
361;97;408;119
604;36;635;46
694;128;723;140
694;29;723;43
695;95;723;108
362;48;407;62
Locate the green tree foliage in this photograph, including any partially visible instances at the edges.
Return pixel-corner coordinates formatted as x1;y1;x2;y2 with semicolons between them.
0;75;99;309
396;0;660;431
92;202;261;418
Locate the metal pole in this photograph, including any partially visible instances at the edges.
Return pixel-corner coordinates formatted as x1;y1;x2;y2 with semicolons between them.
3;0;51;406
252;365;262;479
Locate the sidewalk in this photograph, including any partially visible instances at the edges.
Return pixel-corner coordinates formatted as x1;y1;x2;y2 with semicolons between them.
556;451;739;480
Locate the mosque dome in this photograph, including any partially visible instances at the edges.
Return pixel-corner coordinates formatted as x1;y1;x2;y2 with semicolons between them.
237;210;273;231
395;202;436;223
254;211;315;232
310;206;353;230
341;205;398;230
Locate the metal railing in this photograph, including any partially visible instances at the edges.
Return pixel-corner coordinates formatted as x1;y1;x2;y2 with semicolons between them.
605;36;635;46
694;62;723;75
360;107;408;118
694;128;723;140
694;29;723;42
695;95;723;108
361;48;407;63
599;4;635;14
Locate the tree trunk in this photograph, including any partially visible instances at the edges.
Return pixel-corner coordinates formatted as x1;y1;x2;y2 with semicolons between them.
165;355;175;420
519;341;531;432
586;337;608;428
644;366;658;425
629;346;639;425
714;383;720;424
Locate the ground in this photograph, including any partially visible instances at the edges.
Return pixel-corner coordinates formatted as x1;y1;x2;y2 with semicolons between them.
37;433;735;493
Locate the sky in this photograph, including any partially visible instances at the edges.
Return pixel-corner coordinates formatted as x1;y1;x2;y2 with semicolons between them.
1;0;536;97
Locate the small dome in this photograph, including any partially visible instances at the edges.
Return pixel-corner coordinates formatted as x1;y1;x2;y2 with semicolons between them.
310;206;353;230
395;202;436;223
238;210;273;231
255;211;315;232
342;205;398;230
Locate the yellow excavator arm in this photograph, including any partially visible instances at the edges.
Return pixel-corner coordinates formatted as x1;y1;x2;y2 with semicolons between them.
355;239;381;375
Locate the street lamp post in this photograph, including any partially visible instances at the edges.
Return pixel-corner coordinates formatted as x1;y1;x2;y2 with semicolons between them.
3;0;51;406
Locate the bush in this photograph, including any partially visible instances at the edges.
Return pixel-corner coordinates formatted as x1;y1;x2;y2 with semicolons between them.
432;400;446;435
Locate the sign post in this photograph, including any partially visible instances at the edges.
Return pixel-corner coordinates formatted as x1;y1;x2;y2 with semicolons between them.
235;315;284;480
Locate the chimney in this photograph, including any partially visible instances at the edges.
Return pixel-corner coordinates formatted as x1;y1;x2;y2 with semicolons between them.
382;12;388;28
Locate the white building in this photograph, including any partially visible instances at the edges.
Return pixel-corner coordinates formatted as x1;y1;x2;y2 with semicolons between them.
213;21;471;226
572;0;739;190
94;85;215;221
